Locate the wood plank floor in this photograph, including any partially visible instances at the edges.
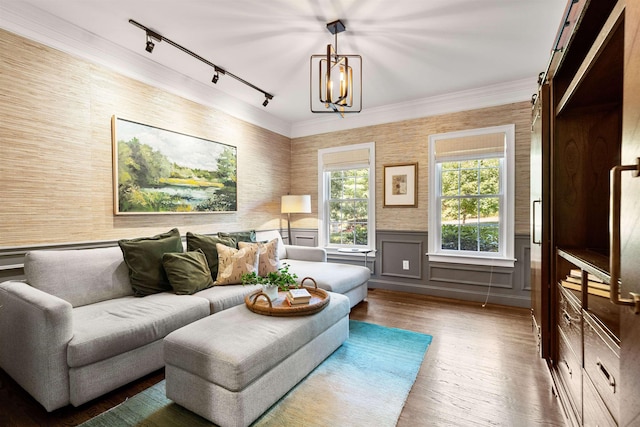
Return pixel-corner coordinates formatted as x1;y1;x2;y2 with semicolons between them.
0;289;566;426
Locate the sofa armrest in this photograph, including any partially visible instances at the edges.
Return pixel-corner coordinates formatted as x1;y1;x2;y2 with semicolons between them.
284;245;327;262
0;281;73;411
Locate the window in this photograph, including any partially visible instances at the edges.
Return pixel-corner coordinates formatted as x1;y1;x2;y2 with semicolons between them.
428;125;515;267
318;143;375;249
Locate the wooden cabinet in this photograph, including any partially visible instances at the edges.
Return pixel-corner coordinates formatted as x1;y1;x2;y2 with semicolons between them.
555;250;620;424
530;82;551;358
529;0;640;425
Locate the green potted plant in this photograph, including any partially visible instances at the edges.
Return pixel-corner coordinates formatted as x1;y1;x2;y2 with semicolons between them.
242;263;299;301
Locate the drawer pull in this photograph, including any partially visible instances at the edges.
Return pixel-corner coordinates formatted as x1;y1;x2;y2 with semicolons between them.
596;359;616;393
562;359;572;378
562;309;572;326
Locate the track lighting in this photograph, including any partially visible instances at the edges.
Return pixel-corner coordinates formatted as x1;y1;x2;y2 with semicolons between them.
212;65;224;84
145;35;154;53
144;29;162;54
130;19;274;107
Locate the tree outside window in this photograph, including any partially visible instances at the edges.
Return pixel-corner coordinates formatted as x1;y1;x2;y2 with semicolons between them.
328;169;369;246
439;158;501;253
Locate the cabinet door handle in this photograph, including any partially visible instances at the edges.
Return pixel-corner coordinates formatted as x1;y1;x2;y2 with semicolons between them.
609;160;640;313
562;359;572;378
596;359;616;393
532;199;541;245
561;309;572;326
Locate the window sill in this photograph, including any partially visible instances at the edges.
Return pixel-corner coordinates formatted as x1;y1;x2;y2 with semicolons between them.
426;253;515;268
326;247;376;258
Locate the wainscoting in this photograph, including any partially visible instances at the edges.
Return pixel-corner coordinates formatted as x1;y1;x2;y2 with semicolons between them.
293;228;531;308
1;229;531;308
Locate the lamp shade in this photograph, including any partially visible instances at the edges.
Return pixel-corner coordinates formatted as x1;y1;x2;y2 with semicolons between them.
281;195;311;214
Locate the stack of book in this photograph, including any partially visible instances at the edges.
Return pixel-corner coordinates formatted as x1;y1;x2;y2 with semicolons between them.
285;288;312;306
560;269;610;298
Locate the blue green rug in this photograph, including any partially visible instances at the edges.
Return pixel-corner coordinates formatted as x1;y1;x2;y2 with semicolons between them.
80;320;432;427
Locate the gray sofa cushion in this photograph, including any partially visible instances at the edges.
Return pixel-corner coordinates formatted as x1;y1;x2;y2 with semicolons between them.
164;292;350;392
194;283;261;313
24;246;133;308
67;293;209;367
285;259;370;294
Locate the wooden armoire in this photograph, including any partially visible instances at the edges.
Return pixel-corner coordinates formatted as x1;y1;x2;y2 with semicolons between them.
530;0;640;425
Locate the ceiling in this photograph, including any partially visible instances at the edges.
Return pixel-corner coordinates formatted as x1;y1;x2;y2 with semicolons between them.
0;1;567;137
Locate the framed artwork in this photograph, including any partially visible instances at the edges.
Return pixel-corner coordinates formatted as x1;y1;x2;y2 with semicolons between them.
112;116;237;214
383;163;417;207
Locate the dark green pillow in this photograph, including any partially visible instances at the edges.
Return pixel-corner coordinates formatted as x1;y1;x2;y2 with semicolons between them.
217;230;256;248
162;249;214;295
118;228;183;297
186;232;235;279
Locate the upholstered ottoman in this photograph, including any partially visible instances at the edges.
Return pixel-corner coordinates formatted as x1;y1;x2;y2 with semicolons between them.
163;292;350;427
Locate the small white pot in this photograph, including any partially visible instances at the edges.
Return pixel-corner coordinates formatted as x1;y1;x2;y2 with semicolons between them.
262;284;279;301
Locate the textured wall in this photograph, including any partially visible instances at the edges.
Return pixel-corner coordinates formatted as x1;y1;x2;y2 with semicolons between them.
0;29;290;246
291;101;532;234
0;27;532;247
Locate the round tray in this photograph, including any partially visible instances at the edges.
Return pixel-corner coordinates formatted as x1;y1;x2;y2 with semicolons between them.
244;277;330;317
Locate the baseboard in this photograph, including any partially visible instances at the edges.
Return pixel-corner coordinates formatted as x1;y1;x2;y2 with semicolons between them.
368;278;530;308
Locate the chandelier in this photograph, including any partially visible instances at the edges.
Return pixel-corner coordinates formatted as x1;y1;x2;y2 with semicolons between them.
310;20;362;117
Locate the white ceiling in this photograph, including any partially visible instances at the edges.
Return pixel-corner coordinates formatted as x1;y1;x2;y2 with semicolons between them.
0;0;567;137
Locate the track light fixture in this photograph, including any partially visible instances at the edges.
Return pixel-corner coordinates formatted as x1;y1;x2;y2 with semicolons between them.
145;35;154;53
310;19;362;117
130;19;274;107
144;29;162;54
212;65;224;84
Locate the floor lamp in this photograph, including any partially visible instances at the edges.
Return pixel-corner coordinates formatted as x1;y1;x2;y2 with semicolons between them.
281;195;311;244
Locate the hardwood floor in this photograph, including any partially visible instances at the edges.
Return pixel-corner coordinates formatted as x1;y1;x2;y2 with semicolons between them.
0;289;566;426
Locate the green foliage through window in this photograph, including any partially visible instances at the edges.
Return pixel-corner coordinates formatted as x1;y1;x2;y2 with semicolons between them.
439;159;500;253
328;169;369;246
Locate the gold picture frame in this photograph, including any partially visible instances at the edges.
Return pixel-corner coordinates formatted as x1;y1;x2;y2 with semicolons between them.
383;163;417;207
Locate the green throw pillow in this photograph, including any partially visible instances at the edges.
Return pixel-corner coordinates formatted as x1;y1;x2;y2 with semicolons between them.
118;228;183;297
217;230;256;248
162;249;214;295
186;232;235;280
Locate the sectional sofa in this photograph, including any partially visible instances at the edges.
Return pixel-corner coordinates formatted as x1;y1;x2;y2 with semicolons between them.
0;229;370;412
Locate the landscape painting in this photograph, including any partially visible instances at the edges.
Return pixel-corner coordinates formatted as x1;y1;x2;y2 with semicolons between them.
112;116;237;214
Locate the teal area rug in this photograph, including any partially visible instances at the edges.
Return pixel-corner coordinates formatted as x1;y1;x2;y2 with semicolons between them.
80;320;432;427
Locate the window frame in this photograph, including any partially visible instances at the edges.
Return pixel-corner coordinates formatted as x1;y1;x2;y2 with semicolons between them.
428;125;515;267
317;142;376;250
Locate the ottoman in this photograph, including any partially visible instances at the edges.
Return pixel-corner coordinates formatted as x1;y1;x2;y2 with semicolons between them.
163;292;350;427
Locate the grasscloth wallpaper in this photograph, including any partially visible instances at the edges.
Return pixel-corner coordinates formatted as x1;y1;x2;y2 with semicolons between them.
0;29;290;246
291;102;532;234
0;28;531;248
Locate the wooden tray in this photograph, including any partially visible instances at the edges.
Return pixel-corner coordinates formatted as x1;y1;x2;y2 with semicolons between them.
244;277;330;317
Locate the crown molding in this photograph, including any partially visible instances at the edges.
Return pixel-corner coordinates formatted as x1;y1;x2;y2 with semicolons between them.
290;79;535;138
1;2;534;139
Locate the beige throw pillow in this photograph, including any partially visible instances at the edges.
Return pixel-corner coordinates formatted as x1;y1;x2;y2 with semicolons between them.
215;243;259;285
239;238;280;276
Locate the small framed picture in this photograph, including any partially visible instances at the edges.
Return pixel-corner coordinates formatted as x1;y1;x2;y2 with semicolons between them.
384;163;417;207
